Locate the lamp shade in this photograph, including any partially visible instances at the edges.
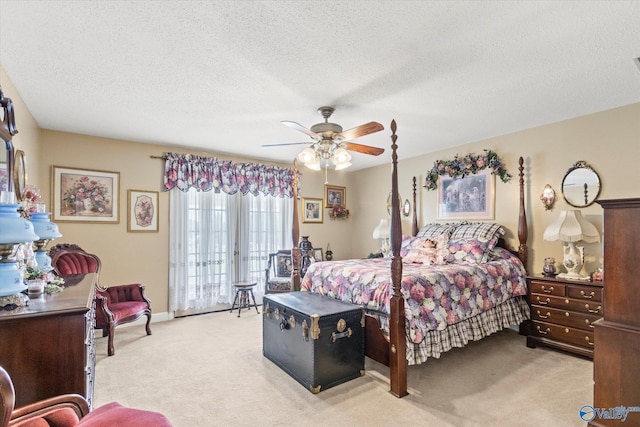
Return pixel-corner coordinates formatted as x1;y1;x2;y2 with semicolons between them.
0;204;39;245
372;219;390;239
30;212;62;240
543;210;600;243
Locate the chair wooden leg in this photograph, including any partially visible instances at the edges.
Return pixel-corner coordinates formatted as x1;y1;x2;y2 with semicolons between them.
145;313;152;335
107;323;115;356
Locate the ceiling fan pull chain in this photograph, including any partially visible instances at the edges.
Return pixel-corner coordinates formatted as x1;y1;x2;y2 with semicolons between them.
325;165;329;184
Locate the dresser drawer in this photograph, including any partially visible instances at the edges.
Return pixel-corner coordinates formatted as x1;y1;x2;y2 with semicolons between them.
531;320;595;349
530;280;566;296
566;284;602;302
530;306;601;331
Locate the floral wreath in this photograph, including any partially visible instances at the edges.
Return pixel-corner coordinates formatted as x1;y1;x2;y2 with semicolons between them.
423;149;511;191
328;204;350;219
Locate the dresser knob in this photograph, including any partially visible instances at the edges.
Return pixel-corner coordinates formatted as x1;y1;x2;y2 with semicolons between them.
536;310;551;319
537;297;550;306
586;319;594;328
541;286;554;294
585;336;594;346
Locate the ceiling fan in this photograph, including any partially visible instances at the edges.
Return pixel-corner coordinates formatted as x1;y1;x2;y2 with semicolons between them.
263;106;385;170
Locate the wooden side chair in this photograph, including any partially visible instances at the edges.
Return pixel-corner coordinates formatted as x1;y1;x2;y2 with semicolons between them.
1;365;172;426
49;243;152;357
264;250;293;294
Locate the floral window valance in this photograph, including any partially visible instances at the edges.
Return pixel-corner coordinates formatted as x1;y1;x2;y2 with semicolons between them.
162;152;298;198
423;149;511;191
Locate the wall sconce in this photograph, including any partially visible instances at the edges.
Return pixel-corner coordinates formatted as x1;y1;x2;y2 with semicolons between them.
540;184;556;210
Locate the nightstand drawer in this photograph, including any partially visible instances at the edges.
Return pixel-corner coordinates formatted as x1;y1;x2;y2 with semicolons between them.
531;320;595;349
530;306;601;331
530;281;565;296
531;294;603;315
566;285;602;302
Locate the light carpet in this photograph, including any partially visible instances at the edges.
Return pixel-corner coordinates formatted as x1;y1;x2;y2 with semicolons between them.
93;310;593;427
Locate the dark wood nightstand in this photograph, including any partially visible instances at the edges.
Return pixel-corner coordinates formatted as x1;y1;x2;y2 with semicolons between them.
526;275;603;358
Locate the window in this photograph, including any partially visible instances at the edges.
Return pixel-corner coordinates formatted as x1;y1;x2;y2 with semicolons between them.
170;189;292;316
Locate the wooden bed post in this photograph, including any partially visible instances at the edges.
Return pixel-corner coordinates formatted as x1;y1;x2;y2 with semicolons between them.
388;120;408;397
517;157;528;268
291;159;301;291
411;176;419;237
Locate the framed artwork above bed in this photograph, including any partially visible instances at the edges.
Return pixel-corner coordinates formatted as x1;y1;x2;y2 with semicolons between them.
437;168;495;220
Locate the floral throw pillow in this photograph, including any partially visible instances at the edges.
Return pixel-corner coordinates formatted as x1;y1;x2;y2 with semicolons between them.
443;237;497;264
401;235;446;264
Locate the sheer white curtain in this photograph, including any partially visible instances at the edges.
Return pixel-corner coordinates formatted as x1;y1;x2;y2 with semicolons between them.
237;194;293;298
169;189;237;316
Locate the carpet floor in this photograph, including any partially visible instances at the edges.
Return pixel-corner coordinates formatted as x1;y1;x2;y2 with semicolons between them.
93;310;593;427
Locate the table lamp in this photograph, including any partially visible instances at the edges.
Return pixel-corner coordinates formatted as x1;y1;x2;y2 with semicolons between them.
543;210;600;280
372;219;390;256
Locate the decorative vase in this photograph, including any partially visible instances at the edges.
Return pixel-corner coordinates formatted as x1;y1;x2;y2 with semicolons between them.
543;257;557;277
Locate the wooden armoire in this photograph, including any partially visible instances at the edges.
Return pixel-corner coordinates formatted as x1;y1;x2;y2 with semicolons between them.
589;199;640;427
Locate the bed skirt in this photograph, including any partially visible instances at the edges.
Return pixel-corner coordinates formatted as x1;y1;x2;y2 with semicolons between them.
376;296;530;365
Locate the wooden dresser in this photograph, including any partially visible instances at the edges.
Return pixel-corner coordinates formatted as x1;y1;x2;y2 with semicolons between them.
589;199;640;427
0;273;96;408
526;275;603;358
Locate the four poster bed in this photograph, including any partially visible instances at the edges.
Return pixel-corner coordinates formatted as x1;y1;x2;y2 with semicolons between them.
289;120;529;397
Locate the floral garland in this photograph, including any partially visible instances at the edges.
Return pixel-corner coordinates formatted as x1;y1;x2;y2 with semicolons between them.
423;149;511;191
328;204;350;219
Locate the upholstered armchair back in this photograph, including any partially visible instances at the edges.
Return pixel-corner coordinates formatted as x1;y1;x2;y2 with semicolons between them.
51;251;100;276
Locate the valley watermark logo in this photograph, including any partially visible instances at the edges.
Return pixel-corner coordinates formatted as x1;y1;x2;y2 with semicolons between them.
580;405;640;423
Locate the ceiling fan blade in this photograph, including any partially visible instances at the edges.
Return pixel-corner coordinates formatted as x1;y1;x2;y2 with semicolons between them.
281;121;321;140
261;142;311;147
345;142;385;156
339;121;384;140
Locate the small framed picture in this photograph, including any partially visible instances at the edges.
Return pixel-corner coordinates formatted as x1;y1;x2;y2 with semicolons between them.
324;185;346;208
312;248;323;262
127;190;159;232
52;166;120;223
302;197;323;223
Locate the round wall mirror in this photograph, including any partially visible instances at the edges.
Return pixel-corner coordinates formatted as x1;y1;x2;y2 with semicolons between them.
14;149;27;201
561;161;601;208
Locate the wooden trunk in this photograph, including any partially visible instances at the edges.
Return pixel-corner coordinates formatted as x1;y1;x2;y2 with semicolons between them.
262;292;364;393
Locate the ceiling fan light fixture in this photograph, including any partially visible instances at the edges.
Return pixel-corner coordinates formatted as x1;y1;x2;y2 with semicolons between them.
333;148;352;164
334;161;352;171
297;147;317;164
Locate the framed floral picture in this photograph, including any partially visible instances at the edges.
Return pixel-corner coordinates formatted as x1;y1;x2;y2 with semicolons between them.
302;197;323;223
52;166;120;223
128;190;159;232
436;168;495;220
324;185;346;208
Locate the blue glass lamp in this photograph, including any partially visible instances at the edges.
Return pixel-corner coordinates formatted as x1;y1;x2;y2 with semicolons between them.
30;212;62;272
0;203;40;296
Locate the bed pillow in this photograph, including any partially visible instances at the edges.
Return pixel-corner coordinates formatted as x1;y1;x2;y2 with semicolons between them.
415;222;460;240
449;221;505;241
448;222;504;254
403;235;447;264
443;236;497;264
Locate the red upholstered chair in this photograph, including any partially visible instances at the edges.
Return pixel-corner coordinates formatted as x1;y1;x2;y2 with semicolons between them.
1;365;172;427
49;243;152;357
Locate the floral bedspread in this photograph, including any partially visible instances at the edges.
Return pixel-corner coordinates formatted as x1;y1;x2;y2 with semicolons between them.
300;247;527;344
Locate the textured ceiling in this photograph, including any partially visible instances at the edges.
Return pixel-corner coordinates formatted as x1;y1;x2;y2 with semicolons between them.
1;1;639;170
